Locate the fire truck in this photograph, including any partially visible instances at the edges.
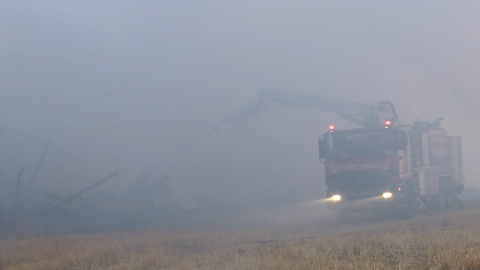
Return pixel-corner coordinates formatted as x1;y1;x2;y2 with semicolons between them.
318;108;464;220
210;90;465;220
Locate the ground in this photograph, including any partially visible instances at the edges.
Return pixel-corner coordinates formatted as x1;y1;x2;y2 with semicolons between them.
2;206;480;270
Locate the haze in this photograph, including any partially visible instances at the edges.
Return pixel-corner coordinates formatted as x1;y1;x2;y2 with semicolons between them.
1;1;479;212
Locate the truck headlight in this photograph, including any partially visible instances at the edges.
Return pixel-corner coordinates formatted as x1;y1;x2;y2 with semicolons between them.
382;192;392;199
332;194;341;201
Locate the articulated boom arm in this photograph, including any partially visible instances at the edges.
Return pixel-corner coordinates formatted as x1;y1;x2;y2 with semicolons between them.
208;89;398;134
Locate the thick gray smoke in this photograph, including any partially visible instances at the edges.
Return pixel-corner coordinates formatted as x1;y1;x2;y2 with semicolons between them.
0;1;479;224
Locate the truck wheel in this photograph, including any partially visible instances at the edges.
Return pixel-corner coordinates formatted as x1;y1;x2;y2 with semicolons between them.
444;181;453;209
400;180;416;219
436;187;447;211
436;180;452;211
336;208;352;224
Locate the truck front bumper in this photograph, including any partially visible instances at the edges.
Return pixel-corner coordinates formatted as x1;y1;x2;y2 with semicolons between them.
326;185;405;211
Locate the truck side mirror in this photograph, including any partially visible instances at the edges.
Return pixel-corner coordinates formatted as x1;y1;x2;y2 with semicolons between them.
318;138;326;159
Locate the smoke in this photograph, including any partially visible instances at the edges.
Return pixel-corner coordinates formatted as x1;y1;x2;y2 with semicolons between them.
0;1;479;229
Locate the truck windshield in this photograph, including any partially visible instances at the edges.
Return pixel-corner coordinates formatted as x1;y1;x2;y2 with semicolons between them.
328;130;397;159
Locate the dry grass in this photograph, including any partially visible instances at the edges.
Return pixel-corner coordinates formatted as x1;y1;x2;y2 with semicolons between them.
2;208;480;270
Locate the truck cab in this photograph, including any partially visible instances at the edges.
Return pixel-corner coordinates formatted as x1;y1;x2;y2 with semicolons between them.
319;124;411;213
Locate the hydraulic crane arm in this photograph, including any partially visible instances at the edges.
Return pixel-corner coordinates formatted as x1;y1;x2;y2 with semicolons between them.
208;89;399;135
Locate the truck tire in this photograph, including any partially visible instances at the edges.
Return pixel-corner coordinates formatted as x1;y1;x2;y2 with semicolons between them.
444;181;453;209
400;180;416;219
436;186;447;211
436;180;452;211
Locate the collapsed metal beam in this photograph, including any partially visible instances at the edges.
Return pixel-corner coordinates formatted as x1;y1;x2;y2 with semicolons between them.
52;171;119;208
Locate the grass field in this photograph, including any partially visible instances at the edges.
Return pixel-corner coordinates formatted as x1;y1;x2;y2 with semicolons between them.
2;206;480;270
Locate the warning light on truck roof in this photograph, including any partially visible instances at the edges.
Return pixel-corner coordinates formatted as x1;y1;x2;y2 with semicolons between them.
328;125;335;132
384;120;391;129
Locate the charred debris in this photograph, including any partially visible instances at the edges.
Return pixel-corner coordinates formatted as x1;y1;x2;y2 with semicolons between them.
0;127;187;235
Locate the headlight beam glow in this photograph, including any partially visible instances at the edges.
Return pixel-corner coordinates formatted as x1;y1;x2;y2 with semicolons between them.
382;192;393;199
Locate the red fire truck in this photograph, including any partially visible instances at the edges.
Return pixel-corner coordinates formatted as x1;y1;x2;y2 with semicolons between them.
319;115;464;220
210;90;465;220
